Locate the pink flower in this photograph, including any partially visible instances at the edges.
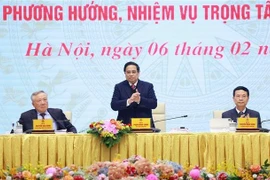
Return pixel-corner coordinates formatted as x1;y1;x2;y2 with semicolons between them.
97;174;106;180
146;174;158;180
46;167;56;175
102;121;119;134
189;168;200;180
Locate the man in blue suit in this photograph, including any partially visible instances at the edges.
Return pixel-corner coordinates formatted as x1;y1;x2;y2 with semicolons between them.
19;90;77;133
111;61;157;128
222;86;261;128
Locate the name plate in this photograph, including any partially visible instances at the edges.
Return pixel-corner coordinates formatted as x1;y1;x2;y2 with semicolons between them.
33;119;53;130
237;117;258;129
131;118;151;129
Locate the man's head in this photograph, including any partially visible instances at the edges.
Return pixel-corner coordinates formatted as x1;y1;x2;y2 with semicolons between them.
123;61;140;84
233;86;249;110
31;90;48;113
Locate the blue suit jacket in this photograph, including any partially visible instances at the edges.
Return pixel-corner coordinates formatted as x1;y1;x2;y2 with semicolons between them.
222;108;261;128
18;108;77;133
111;80;157;127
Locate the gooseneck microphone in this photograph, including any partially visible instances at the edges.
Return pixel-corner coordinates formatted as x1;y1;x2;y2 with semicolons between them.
154;115;188;123
261;119;270;124
259;119;270;132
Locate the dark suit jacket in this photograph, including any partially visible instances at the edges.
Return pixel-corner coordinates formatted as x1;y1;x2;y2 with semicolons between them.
18;108;77;133
111;80;157;127
222;108;261;128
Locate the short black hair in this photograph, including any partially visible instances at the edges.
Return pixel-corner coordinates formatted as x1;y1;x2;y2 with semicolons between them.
123;61;140;72
233;86;249;97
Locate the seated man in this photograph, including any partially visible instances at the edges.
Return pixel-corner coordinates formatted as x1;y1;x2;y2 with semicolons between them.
19;90;77;133
222;86;261;128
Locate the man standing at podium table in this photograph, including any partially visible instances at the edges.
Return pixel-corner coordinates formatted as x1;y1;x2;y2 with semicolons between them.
18;90;77;133
222;86;261;128
111;61;157;128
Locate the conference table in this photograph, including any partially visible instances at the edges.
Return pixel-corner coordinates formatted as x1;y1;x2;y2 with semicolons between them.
0;132;269;169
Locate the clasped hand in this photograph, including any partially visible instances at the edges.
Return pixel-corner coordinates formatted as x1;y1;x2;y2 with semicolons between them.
128;90;140;104
240;113;250;118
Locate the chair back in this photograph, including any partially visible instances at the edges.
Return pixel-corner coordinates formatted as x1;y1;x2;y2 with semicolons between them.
213;110;224;118
64;111;72;122
152;103;166;132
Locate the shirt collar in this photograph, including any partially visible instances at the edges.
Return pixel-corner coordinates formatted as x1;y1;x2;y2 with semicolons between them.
37;110;49;116
129;81;138;86
235;108;246;114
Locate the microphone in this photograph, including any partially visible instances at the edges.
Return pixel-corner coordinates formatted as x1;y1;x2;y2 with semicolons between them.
260;128;269;132
259;119;270;132
261;119;270;123
154;115;188;123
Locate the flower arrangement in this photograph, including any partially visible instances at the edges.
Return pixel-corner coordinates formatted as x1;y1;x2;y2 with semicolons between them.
87;119;131;148
0;157;270;180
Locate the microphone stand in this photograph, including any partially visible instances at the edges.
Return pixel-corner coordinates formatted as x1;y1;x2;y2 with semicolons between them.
154;115;188;123
260;119;270;132
261;119;270;124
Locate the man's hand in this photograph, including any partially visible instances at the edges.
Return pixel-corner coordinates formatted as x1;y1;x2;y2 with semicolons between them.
133;91;141;103
128;90;141;104
240;113;250;118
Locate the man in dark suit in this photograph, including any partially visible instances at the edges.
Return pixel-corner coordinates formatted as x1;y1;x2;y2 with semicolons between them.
19;90;77;133
222;86;261;128
111;61;157;128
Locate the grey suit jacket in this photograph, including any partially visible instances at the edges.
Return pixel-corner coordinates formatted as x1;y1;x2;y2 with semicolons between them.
18;108;77;133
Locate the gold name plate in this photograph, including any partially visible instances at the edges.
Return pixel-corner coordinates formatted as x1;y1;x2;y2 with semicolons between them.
237;118;258;129
131;118;151;129
33;119;53;130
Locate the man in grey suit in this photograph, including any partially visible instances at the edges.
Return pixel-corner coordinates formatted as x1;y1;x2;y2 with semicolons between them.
222;86;261;128
19;90;77;133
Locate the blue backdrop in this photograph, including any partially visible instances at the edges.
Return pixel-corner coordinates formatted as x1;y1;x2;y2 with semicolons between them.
1;0;270;133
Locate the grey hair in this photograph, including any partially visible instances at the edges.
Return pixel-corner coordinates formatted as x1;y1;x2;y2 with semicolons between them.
31;90;47;101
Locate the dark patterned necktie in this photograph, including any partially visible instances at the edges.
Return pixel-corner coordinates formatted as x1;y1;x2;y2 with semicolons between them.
40;113;46;119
